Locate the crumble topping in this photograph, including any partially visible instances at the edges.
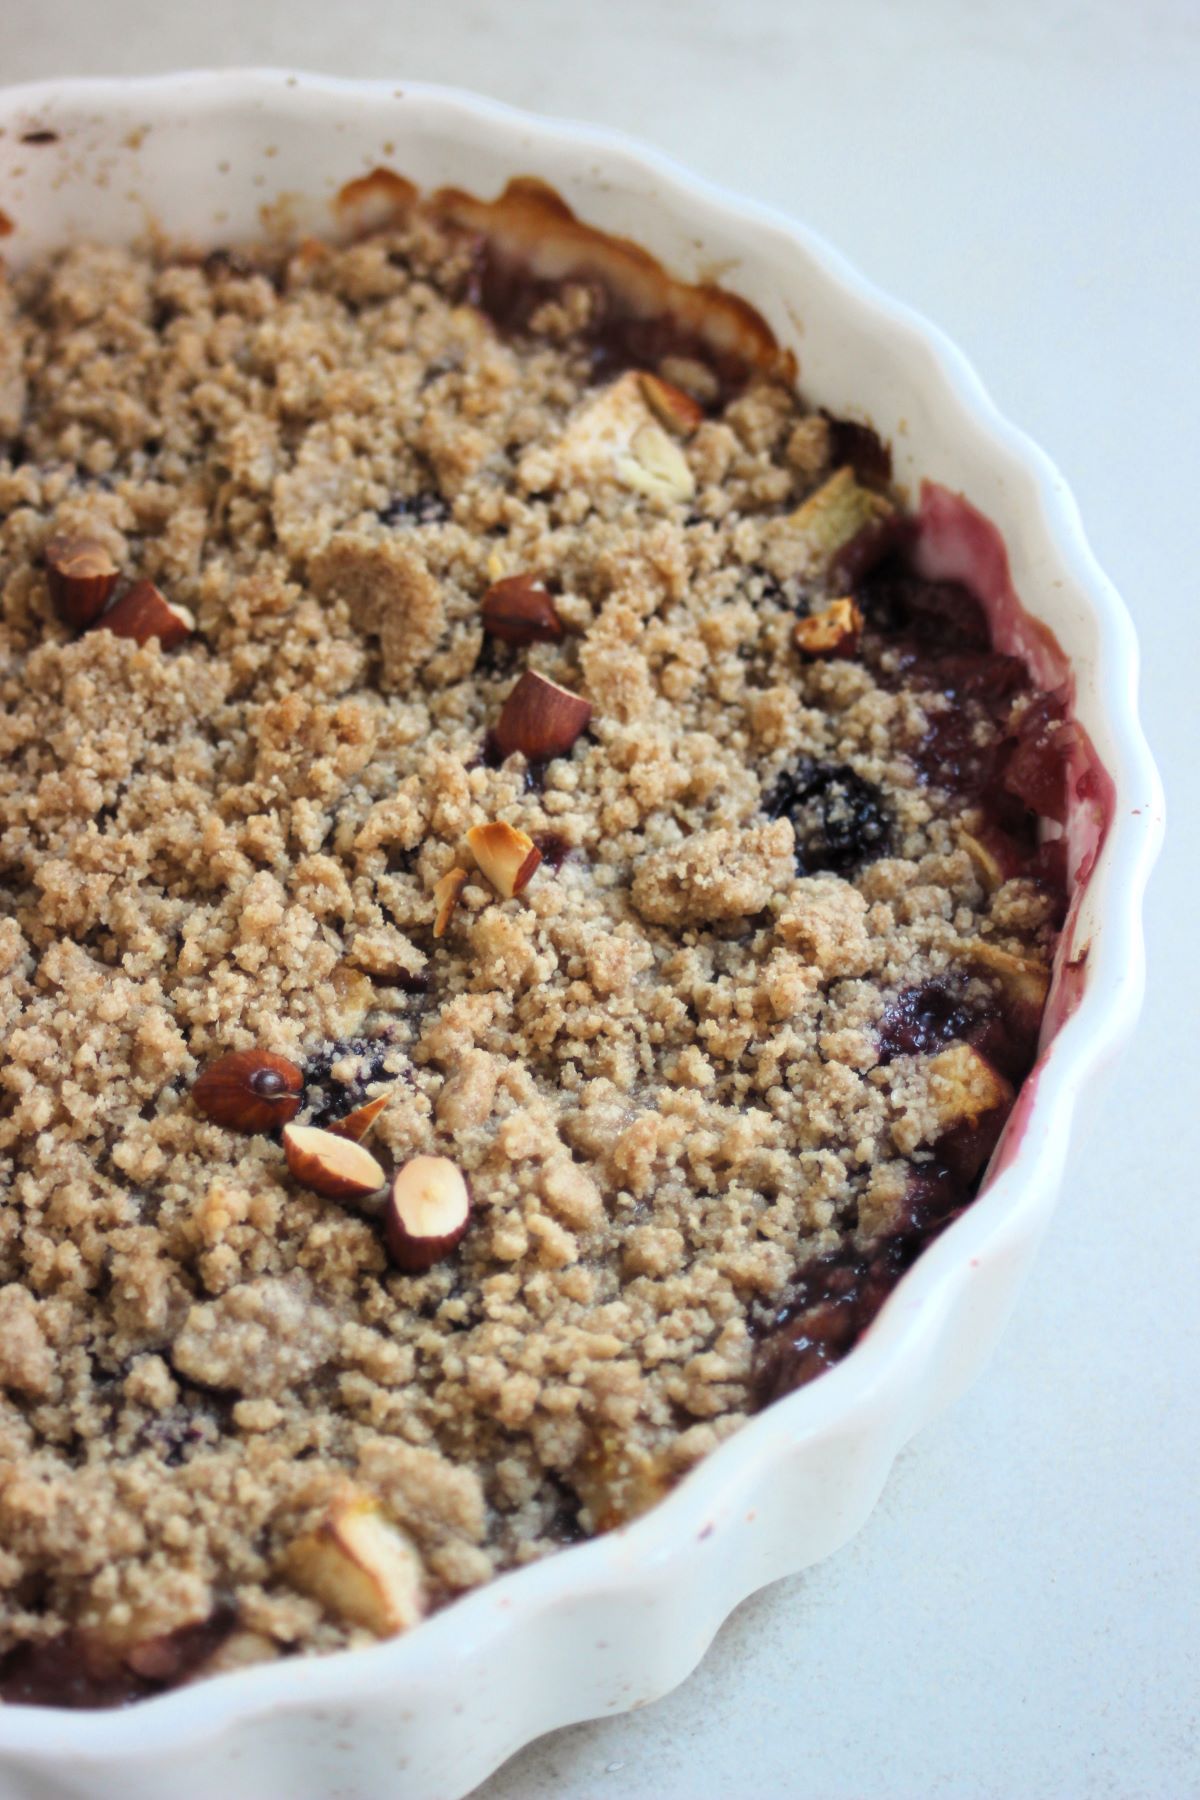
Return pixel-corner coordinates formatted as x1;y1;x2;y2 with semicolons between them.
0;218;1064;1701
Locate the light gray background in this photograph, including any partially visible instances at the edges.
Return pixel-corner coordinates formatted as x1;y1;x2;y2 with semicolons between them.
5;3;1196;1796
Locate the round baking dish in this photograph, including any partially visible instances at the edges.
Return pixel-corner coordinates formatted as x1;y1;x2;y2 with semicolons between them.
0;70;1163;1800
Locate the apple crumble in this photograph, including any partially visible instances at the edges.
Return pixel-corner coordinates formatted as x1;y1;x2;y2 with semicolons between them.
0;213;1073;1703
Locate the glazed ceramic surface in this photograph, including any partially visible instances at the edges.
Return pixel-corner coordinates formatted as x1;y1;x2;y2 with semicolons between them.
0;70;1163;1800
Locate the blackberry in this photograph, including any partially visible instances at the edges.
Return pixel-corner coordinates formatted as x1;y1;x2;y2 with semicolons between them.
767;760;891;877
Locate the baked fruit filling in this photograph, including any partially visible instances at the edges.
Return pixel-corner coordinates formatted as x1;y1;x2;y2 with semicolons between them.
0;214;1074;1703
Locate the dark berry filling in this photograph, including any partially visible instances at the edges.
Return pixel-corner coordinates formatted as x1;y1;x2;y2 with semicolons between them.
767;761;892;877
852;553;1072;905
821;412;893;485
999;691;1074;825
302;1030;410;1127
828;512;911;589
376;490;450;528
463;237;744;403
748;540;1072;1403
0;1611;236;1710
858;560;991;653
876;976;1038;1086
876;979;976;1063
753;1162;970;1406
533;831;572;871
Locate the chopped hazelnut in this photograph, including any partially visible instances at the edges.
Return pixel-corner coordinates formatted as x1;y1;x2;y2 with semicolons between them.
433;867;469;937
44;533;119;627
282;1124;387;1201
794;596;864;659
384;1156;473;1272
96;579;194;649
480;573;564;646
327;1090;394;1143
493;670;592;761
466;821;542;899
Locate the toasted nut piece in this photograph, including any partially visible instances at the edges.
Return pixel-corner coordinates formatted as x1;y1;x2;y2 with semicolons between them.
327;1089;394;1143
467;820;542;899
926;1043;1014;1133
794;596;864;659
957;940;1051;1013
44;533;119;628
493;669;593;761
192;1048;304;1132
433;867;469;938
615;422;696;503
96;579;194;649
285;1495;424;1637
638;371;704;437
384;1155;472;1272
480;573;564;646
282;1123;386;1201
791;466;895;573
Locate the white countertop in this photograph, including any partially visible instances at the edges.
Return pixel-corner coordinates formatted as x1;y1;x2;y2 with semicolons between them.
5;4;1195;1795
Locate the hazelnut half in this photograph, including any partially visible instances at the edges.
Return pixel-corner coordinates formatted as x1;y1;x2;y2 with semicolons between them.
794;596;864;659
384;1155;472;1272
44;533;119;628
192;1049;304;1132
466;820;542;899
493;670;592;761
282;1123;387;1201
96;579;194;649
480;574;564;646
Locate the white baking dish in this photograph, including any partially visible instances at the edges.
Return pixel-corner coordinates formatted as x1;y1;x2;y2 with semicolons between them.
0;70;1163;1800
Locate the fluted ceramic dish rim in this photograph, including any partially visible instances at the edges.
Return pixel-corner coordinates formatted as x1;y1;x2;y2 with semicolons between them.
0;68;1164;1779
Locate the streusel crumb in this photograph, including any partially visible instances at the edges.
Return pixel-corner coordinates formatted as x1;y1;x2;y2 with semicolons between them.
0;219;1063;1701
